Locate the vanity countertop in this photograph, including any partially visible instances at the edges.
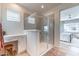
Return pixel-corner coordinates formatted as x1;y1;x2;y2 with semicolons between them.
3;33;26;43
3;29;40;43
4;33;26;38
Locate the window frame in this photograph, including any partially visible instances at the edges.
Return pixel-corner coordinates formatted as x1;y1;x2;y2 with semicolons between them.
7;9;21;22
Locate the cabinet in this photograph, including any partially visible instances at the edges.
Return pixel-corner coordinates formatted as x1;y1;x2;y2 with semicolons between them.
60;6;79;21
26;30;40;56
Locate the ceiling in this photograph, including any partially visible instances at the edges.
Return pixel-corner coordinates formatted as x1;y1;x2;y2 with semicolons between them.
18;3;61;16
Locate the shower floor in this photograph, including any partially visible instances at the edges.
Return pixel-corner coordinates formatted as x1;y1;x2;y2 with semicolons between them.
17;42;53;56
39;42;53;55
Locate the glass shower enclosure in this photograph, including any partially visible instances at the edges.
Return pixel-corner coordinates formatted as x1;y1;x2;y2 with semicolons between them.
39;14;54;55
24;13;54;56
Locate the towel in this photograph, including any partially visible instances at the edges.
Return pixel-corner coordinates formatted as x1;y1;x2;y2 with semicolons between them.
0;23;4;51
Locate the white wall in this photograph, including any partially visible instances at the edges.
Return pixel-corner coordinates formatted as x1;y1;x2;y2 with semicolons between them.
1;3;30;35
0;3;31;54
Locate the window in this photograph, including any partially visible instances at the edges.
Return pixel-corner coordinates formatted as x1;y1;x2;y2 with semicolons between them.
7;9;20;22
64;23;79;32
44;26;48;32
28;16;35;24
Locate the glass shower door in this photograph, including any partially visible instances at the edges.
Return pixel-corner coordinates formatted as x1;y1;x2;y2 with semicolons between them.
39;14;54;55
39;17;48;55
47;14;54;49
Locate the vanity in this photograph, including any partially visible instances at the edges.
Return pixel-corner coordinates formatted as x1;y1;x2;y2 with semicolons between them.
3;29;40;56
4;33;27;54
25;29;40;56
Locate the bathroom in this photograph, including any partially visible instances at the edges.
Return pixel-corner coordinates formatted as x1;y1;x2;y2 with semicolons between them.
0;3;78;56
0;3;56;56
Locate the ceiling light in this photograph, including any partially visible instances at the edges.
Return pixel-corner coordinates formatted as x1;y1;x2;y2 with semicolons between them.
41;5;44;8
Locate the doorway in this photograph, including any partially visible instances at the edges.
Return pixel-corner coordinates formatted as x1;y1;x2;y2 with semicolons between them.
60;5;79;48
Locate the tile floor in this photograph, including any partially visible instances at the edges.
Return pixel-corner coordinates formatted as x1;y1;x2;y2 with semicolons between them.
44;41;79;56
16;40;79;56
